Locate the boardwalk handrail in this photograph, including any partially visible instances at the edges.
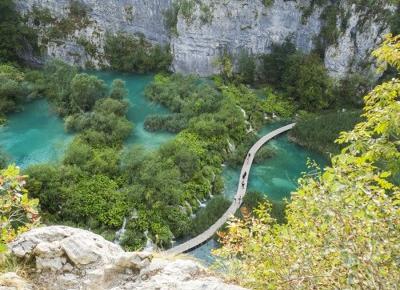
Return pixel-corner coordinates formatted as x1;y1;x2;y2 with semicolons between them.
166;123;296;254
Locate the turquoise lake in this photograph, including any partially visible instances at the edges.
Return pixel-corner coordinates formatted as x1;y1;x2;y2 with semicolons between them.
0;72;326;263
0;100;72;168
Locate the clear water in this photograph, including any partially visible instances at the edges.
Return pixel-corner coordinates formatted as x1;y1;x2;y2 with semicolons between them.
0;72;326;265
92;71;175;150
0;100;72;168
190;122;327;264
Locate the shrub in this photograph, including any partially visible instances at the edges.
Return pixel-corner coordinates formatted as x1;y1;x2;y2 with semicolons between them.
164;2;180;35
290;110;362;155
236;50;256;84
261;88;296;118
104;33;172;73
0;165;40;252
214;35;400;289
191;195;231;236
179;0;196;24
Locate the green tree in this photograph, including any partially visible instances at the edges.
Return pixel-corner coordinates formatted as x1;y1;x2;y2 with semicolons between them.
191;195;230;236
104;32;172;73
43;60;78;115
0;165;40;252
237;50;256;84
283;53;333;110
0;65;30;116
70;73;107;112
61;175;128;228
214;34;400;289
260;39;296;87
110;79;128;100
0;0;37;63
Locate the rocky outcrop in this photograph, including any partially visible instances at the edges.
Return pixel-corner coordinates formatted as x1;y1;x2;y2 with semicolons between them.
171;0;322;76
15;0;393;78
3;226;245;290
323;2;390;78
15;0;172;67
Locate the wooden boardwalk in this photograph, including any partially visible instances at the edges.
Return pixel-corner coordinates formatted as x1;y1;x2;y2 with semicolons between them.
166;123;296;254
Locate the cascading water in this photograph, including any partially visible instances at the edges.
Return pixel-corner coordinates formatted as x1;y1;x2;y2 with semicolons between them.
114;217;127;244
143;230;155;252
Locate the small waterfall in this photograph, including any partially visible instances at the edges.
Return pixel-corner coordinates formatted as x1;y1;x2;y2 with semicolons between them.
197;198;206;208
114;217;127;244
237;106;254;133
143;230;155;252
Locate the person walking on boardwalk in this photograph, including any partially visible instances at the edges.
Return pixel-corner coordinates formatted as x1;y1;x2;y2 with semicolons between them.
241;180;245;188
242;171;247;179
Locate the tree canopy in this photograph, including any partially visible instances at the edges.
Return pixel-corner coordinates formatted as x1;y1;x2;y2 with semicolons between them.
215;34;400;289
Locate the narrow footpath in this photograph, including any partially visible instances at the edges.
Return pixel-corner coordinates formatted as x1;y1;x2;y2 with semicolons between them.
166;123;296;254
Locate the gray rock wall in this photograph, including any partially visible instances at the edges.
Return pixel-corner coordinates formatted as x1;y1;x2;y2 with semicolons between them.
15;0;391;78
15;0;172;67
171;0;322;75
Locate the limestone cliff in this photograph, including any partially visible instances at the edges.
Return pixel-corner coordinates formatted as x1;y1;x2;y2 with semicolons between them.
15;0;395;78
1;226;245;290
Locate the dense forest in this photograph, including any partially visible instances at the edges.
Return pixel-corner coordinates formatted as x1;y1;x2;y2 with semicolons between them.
0;0;399;288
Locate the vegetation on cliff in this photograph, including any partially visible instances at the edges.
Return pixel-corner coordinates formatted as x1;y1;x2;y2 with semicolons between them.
0;0;38;64
104;33;172;73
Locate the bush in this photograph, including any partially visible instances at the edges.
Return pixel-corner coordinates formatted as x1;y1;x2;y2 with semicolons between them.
61;175;128;228
261;88;296;118
0;65;31;116
179;0;196;24
104;33;172;73
215;37;400;288
290;110;362;155
0;165;40;252
241;191;287;224
164;2;180;35
283;53;334;110
236;50;256;84
260;39;296;87
0;0;38;63
70;73;107;112
191;195;231;236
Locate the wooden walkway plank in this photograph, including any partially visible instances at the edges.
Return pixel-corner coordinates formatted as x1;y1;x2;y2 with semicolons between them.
166;123;296;254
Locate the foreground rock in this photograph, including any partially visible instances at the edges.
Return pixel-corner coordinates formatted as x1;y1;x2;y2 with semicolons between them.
2;226;245;290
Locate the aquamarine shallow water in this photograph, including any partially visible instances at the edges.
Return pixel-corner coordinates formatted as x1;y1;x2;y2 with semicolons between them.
0;100;72;168
222;122;327;201
92;71;175;150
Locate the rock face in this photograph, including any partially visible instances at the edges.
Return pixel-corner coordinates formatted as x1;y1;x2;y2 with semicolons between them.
4;226;245;290
15;0;392;78
171;0;322;76
15;0;172;67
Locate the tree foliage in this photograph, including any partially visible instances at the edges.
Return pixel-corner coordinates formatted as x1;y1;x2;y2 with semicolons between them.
104;33;172;73
214;34;400;289
0;0;37;63
290;110;362;156
0;65;30;117
0;165;40;253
